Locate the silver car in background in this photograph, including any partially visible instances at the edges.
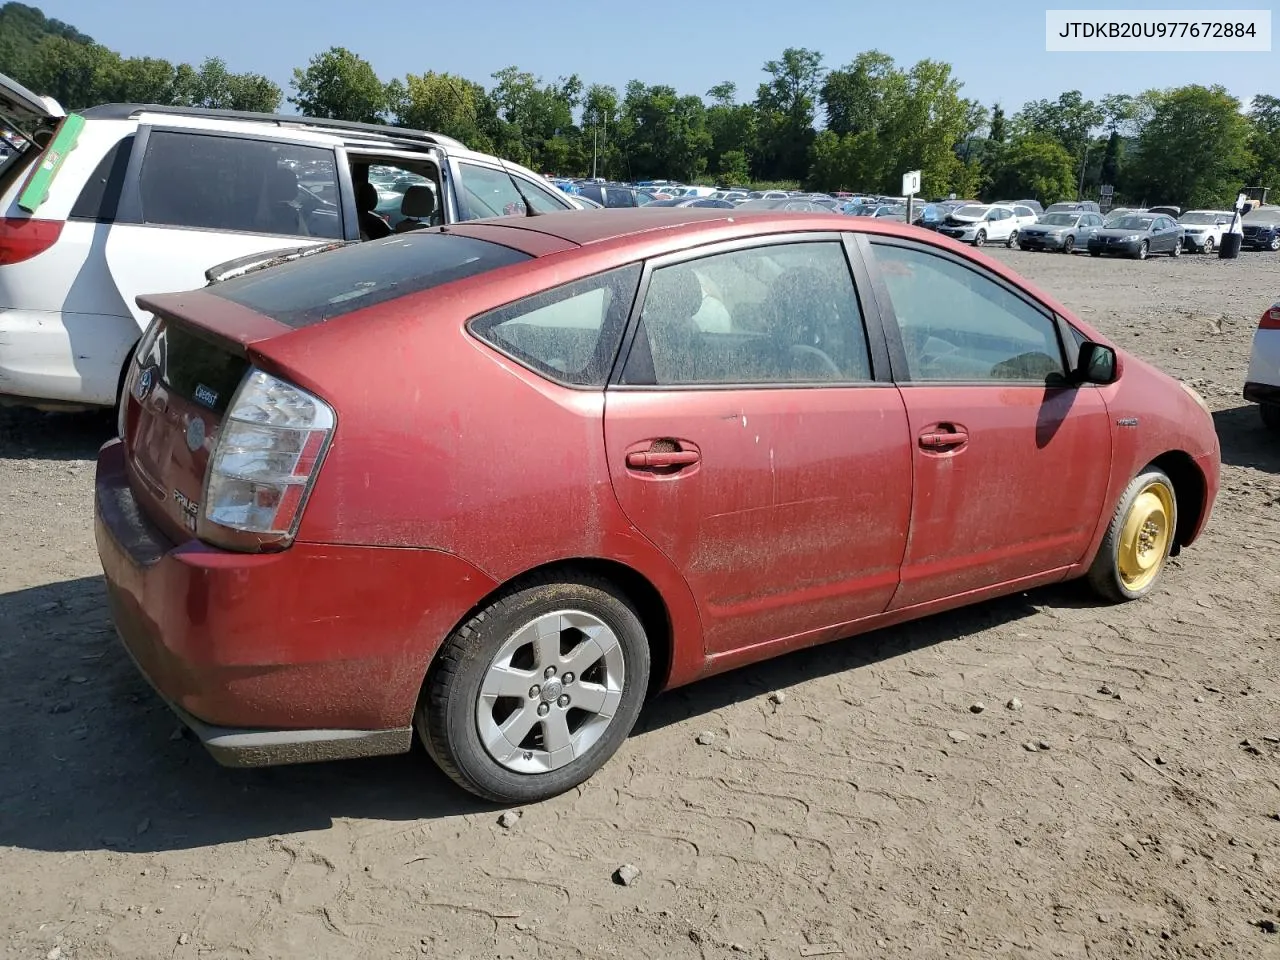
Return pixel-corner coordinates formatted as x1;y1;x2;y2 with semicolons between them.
1017;211;1106;253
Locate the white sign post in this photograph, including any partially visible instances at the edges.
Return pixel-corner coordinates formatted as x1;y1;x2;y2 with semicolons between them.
902;169;921;225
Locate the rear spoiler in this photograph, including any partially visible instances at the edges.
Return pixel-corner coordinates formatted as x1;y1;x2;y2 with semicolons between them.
204;240;356;285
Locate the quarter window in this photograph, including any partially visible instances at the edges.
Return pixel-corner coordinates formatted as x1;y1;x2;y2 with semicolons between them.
458;162;570;219
869;242;1066;383
138;131;342;239
622;241;873;386
470;264;642;386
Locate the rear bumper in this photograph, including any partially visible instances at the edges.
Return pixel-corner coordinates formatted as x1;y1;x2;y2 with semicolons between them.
0;307;139;408
1244;382;1280;406
94;438;498;766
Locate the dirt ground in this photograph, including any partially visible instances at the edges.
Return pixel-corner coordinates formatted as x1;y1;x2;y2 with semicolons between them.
1;247;1279;960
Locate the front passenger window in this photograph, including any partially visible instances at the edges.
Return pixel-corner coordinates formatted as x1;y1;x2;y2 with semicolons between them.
869;242;1066;383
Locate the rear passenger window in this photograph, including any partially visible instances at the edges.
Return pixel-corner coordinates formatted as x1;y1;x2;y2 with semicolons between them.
70;135;134;222
137;131;342;239
469;264;642;387
622;241;872;386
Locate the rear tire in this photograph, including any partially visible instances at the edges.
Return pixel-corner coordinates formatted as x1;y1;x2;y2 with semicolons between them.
1170;240;1182;258
1005;230;1018;248
1261;403;1280;433
418;571;650;804
1086;468;1177;603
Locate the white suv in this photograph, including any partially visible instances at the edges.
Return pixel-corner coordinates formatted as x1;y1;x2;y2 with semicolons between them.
936;203;1038;247
0;75;579;411
1244;300;1280;432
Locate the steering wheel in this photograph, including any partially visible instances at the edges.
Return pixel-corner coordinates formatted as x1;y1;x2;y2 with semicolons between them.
790;343;842;377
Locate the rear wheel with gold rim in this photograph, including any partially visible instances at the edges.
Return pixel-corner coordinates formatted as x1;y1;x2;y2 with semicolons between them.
1086;468;1178;602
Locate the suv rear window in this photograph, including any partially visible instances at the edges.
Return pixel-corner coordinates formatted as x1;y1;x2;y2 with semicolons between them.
208;232;532;328
138;131;343;239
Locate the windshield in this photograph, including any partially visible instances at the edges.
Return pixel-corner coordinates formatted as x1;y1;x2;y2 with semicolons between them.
953;205;988;218
1039;214;1077;226
1180;212;1223;224
1110;216;1154;231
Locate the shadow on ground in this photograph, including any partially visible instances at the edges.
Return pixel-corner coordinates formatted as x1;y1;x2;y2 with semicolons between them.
0;407;112;462
1213;404;1279;473
0;571;1066;854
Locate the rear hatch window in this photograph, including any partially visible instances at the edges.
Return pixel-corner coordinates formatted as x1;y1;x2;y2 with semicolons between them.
206;232;532;328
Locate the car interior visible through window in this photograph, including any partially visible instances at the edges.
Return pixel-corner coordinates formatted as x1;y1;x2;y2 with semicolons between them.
622;241;873;386
869;242;1066;383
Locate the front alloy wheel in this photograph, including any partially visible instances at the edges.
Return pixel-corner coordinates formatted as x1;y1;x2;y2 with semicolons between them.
974;229;987;247
1203;237;1215;253
1062;235;1075;254
1136;240;1149;260
1086;468;1177;602
1005;230;1018;248
419;572;650;803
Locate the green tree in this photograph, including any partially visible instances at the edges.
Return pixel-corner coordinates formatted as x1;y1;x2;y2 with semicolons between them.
1013;90;1103;160
618;81;711;182
0;2;93;91
704;81;756;171
1247;94;1280;195
754;47;823;181
392;71;497;152
716;149;750;185
987;136;1076;203
988;103;1006;143
20;36;118;109
178;57;281;112
489;66;581;170
290;46;387;122
1128;85;1252;208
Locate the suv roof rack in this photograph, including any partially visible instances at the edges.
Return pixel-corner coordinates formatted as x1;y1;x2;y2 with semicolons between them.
77;103;467;150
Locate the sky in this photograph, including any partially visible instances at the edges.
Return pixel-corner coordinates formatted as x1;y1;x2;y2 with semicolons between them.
34;0;1275;115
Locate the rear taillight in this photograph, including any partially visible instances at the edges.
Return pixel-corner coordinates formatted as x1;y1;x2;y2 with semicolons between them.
1261;304;1280;331
0;217;63;265
202;369;335;547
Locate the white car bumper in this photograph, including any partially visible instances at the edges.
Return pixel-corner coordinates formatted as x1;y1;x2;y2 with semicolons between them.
0;308;139;409
1245;324;1280;409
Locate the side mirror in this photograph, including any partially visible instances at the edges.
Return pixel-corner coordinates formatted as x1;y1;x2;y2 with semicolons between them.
1073;341;1118;385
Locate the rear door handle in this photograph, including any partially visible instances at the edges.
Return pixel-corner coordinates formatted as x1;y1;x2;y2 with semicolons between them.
626;450;701;468
919;430;969;450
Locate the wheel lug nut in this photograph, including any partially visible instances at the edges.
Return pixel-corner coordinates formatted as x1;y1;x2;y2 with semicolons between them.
529;685;541;699
562;672;575;685
543;666;557;679
557;694;570;707
537;702;550;716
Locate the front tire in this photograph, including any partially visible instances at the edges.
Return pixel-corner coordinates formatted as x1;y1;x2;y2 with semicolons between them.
1135;240;1149;260
1203;237;1215;253
1062;235;1075;254
418;572;650;804
1086;468;1177;603
973;229;986;247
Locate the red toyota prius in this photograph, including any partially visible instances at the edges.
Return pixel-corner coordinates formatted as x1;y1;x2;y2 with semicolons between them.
95;208;1220;803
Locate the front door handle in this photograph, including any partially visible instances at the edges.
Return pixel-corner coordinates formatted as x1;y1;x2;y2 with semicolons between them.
626;449;701;469
919;429;969;450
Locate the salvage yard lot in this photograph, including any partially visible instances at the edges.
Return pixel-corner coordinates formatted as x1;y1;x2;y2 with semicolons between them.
1;249;1278;960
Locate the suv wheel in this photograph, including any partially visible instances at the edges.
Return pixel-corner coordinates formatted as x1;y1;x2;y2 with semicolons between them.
1005;230;1018;248
418;571;650;804
973;229;986;247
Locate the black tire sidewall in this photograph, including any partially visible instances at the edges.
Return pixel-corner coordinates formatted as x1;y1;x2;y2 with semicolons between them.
422;578;650;803
1063;236;1075;253
974;230;986;246
1091;468;1177;601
